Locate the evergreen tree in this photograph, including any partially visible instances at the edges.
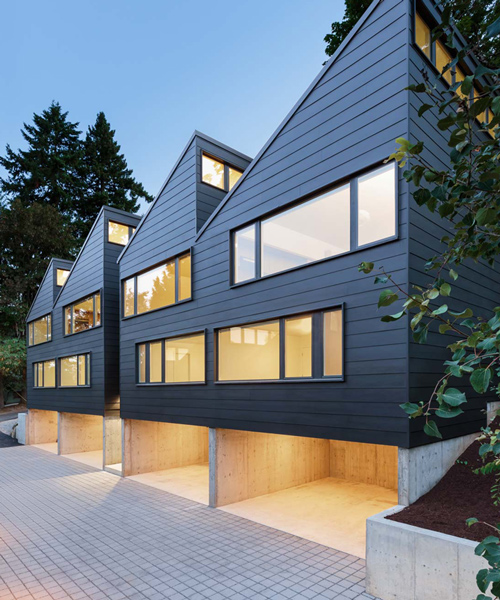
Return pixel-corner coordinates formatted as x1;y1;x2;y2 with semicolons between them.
0;102;84;219
324;0;372;58
80;111;152;238
0;199;75;337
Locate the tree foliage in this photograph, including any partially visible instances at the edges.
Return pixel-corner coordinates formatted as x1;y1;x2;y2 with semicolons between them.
0;337;26;402
359;2;500;597
324;0;372;57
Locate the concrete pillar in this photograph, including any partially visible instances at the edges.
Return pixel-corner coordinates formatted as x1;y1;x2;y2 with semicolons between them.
26;409;58;445
209;428;331;507
398;432;478;506
122;419;208;477
104;415;122;467
58;412;103;457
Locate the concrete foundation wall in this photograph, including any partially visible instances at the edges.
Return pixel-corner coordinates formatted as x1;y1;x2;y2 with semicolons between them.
209;429;331;507
398;432;477;506
330;440;398;490
27;409;58;445
104;415;122;466
58;413;103;455
366;506;483;600
122;419;208;477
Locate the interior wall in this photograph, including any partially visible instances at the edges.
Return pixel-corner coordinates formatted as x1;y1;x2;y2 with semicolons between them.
58;413;103;455
330;440;398;490
210;429;331;507
27;409;58;445
122;419;209;477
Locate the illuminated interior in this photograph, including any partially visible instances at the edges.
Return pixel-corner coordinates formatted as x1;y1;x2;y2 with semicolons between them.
56;269;70;287
109;221;135;246
357;163;396;247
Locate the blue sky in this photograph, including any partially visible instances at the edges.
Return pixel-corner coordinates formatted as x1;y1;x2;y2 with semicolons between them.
0;0;343;213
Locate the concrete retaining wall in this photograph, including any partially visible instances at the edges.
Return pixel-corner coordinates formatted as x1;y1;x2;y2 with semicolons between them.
366;506;484;600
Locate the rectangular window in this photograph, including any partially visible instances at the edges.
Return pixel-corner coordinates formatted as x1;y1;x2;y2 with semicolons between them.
415;12;431;58
435;41;452;84
202;152;244;192
56;269;70;287
231;163;396;283
33;360;56;388
357;162;396;247
217;308;343;382
108;221;136;246
28;314;51;346
137;333;205;384
234;224;256;283
60;354;90;387
64;292;101;335
123;252;191;317
261;184;350;277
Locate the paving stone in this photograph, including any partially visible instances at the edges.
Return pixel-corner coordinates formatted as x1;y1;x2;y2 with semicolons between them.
0;446;382;600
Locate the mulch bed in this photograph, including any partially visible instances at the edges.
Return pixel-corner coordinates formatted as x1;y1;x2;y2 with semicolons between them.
388;435;500;542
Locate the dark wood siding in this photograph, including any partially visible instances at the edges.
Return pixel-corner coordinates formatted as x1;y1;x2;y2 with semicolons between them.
119;0;412;447
407;0;500;445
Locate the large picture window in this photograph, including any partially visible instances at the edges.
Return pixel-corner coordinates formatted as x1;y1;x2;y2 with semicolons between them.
108;221;136;246
123;252;191;317
137;333;205;384
232;163;396;283
64;292;101;335
34;360;56;388
60;354;90;387
28;314;51;346
217;307;343;382
202;153;243;192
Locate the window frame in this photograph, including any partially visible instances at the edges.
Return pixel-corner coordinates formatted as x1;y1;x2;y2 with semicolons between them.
200;151;243;193
107;219;136;247
135;330;207;386
122;250;193;319
58;352;91;388
63;290;102;337
214;305;344;384
27;313;52;347
33;359;56;389
229;161;398;287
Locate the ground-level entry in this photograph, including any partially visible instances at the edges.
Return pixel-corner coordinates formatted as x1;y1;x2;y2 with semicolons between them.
122;419;209;504
58;412;104;468
26;409;58;453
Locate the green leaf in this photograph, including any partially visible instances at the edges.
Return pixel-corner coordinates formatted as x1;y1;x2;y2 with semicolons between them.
471;369;492;394
476;207;497;226
442;388;467;407
436;407;464;419
449;269;458;281
437;114;456;131
359;262;374;274
448;128;467;147
432;304;448;316
424;420;442;439
461;76;473;96
418;103;433;117
440;283;451;297
400;402;422;417
486;15;500;37
466;518;478;527
477;569;489;593
471;97;491;119
428;289;439;300
381;311;406;322
439;323;452;334
492;96;500;117
413;324;428;344
374;276;388;284
378;290;399;308
449;308;473;318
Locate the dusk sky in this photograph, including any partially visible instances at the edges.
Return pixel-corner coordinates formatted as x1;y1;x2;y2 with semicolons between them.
0;0;343;212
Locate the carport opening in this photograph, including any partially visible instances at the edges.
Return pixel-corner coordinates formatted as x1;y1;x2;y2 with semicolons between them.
27;409;58;453
58;412;103;469
212;430;398;558
123;419;209;505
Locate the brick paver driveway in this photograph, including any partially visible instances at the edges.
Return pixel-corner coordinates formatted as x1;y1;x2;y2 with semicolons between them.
0;446;378;600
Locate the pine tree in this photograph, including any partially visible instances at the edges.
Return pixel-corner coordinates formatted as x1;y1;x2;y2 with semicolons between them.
0;102;84;219
80;112;152;238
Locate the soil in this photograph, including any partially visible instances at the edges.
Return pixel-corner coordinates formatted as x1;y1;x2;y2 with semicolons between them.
388;435;500;542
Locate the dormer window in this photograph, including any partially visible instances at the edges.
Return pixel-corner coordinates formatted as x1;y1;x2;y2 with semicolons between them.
108;221;136;246
56;268;70;287
202;153;243;192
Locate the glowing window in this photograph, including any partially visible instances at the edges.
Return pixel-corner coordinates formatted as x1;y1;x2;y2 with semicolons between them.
436;40;452;84
28;314;51;346
357;163;396;247
285;316;312;378
109;221;135;245
60;354;90;387
65;292;101;335
324;310;343;377
415;13;431;58
202;155;225;189
56;269;70;287
33;360;56;388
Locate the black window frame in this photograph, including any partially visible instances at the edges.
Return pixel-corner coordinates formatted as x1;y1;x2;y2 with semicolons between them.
136;330;207;386
229;161;398;287
214;305;345;384
107;219;136;247
200;151;243;193
63;291;102;337
58;352;91;388
122;250;192;319
33;359;56;389
27;313;52;347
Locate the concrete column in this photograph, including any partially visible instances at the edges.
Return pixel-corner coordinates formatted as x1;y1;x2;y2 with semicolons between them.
209;428;331;508
398;432;477;506
26;409;58;445
104;415;122;467
58;413;103;457
122;419;208;477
